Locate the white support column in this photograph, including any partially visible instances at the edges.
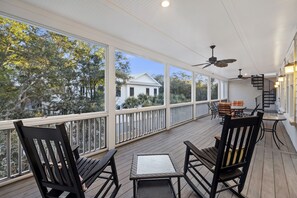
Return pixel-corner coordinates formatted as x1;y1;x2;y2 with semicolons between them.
106;46;116;149
226;81;230;101
192;72;197;120
207;76;211;101
165;64;171;130
293;33;297;123
218;80;222;100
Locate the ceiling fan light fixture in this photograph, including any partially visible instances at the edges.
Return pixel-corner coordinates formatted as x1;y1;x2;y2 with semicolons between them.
278;75;284;82
284;61;296;74
161;0;170;7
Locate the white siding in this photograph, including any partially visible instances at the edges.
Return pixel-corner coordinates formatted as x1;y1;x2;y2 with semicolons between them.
116;73;161;107
229;79;262;109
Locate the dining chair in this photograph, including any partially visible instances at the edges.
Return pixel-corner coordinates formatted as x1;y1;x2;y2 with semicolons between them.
208;102;218;119
243;104;260;116
218;102;232;124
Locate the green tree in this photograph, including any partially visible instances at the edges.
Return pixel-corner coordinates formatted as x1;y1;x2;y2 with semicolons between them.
152;74;164;94
0;16;132;120
115;51;130;87
122;97;140;108
211;78;218;100
196;74;208;101
170;71;191;104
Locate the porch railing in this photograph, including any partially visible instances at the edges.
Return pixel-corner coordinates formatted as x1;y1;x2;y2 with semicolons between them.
115;107;166;144
0;101;211;182
0;113;107;181
170;103;193;126
195;102;209;118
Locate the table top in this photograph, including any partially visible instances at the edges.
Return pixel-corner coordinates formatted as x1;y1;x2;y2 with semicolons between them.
263;114;286;121
130;153;183;180
231;106;246;110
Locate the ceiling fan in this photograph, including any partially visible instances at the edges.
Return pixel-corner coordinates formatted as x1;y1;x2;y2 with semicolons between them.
192;45;237;68
229;69;250;80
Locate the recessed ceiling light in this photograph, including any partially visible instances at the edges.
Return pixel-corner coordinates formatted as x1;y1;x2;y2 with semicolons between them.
161;0;170;8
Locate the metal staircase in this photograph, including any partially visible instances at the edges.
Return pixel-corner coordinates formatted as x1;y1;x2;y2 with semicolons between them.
251;74;276;111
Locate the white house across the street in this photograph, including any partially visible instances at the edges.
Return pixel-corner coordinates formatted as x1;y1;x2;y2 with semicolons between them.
116;73;162;107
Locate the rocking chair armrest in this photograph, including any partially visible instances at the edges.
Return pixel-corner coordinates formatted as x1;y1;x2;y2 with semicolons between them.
214;136;221;148
214;136;234;149
71;145;80;160
81;149;117;183
184;141;216;166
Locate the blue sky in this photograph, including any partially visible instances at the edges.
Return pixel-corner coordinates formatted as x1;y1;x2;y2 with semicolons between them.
127;53;164;75
125;52;191;76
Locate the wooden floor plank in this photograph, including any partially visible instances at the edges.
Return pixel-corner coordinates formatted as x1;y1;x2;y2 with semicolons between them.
282;153;297;197
261;148;275;198
273;150;290;198
247;146;264;198
0;116;296;198
241;143;257;196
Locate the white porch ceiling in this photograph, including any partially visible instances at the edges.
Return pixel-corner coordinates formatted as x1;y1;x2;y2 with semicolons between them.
3;0;297;78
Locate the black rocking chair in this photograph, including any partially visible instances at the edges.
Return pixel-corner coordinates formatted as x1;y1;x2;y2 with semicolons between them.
184;112;263;198
14;121;121;198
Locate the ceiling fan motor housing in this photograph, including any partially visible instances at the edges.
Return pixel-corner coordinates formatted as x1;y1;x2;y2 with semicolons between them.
209;56;217;63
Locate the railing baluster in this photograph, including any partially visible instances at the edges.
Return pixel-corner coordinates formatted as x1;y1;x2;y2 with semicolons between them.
7;130;11;179
124;114;126;141
18;136;22;176
118;115;122;143
76;121;79;150
88;119;91;152
138;112;140;137
69;122;73;146
122;114;124;142
104;117;107;148
93;118;95;151
82;120;85;153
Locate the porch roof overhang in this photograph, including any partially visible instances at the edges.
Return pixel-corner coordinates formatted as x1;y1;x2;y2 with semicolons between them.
0;0;297;79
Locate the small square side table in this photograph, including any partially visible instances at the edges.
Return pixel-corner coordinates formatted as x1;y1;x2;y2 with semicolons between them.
130;153;183;198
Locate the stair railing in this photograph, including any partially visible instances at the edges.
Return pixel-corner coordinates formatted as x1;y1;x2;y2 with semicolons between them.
255;94;263;110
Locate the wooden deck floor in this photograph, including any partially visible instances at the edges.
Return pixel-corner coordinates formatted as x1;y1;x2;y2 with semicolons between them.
0;116;297;198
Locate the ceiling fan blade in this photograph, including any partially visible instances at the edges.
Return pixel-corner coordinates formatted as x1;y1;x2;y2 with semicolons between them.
242;76;251;79
192;62;209;66
218;59;237;64
229;78;241;80
202;63;212;68
214;61;228;67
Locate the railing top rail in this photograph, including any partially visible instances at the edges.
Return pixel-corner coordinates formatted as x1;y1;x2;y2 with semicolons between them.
210;99;226;102
195;100;210;104
170;102;194;108
195;100;211;104
0;111;108;130
115;105;166;114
